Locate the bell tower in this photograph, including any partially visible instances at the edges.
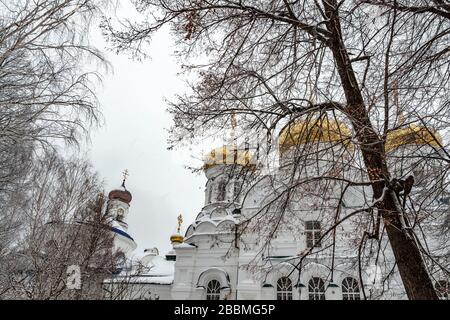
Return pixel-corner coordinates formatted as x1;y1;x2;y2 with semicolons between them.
107;169;137;255
107;170;133;231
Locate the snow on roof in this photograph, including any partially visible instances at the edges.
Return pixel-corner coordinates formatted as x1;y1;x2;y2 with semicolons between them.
125;275;173;285
174;242;195;249
111;227;134;241
146;255;175;276
104;274;174;285
128;250;149;260
105;253;176;285
111;220;122;229
196;215;239;225
123;254;176;285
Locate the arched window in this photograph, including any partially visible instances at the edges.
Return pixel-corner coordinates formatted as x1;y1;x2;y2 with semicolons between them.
436;280;449;300
116;208;125;222
305;221;322;248
342;277;361;300
217;181;227;202
308;277;325;300
206;280;221;300
277;277;293;300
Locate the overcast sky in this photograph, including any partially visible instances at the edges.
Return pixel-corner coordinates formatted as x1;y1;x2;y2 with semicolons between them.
85;6;207;256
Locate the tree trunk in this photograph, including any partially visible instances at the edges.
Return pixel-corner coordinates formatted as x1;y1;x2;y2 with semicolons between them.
322;0;438;299
382;194;439;299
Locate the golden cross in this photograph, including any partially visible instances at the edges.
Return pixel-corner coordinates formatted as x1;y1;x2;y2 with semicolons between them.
122;169;129;182
177;214;183;233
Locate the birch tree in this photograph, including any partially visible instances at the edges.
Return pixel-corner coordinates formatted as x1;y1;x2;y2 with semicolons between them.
0;152;120;300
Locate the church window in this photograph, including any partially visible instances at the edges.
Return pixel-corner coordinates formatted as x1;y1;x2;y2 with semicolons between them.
305;221;321;248
436;280;449;300
206;280;221;300
308;277;325;300
342;277;361;300
117;208;125;221
277;277;293;300
217;181;227;201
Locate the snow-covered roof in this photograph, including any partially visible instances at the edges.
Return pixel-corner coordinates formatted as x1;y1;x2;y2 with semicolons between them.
110;220;135;241
105;252;176;285
130;254;175;285
111;226;134;241
128;275;173;285
147;255;174;275
174;242;195;249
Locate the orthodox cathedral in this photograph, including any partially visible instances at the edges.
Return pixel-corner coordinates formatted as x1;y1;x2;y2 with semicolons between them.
104;116;449;300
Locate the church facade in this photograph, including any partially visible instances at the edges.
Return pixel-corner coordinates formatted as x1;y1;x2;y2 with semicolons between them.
105;118;449;300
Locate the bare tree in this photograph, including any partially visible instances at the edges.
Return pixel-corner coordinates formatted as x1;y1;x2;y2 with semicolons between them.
0;0;108;144
0;1;114;299
360;0;450;20
104;1;450;299
103;259;162;300
0;152;121;300
0;0;108;207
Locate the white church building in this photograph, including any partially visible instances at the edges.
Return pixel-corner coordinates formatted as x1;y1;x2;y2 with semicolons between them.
104;117;449;300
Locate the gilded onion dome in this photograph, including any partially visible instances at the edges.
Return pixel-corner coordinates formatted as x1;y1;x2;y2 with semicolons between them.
170;233;184;244
204;145;253;170
170;214;184;244
279;118;352;153
385;124;443;152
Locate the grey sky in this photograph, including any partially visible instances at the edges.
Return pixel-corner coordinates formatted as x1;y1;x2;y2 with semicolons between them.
86;14;206;256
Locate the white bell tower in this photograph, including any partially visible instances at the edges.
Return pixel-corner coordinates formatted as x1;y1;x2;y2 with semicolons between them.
107;169;137;255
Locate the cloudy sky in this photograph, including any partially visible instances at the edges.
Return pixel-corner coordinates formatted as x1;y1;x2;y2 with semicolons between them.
85;5;207;255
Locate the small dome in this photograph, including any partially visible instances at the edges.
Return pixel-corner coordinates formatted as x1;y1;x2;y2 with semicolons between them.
204;145;253;170
385;125;443;152
279;118;352;153
170;233;184;244
108;189;132;204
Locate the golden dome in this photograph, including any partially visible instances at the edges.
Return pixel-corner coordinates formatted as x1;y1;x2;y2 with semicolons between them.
170;233;184;244
279;118;352;152
170;214;184;244
385;124;443;152
204;145;253;169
